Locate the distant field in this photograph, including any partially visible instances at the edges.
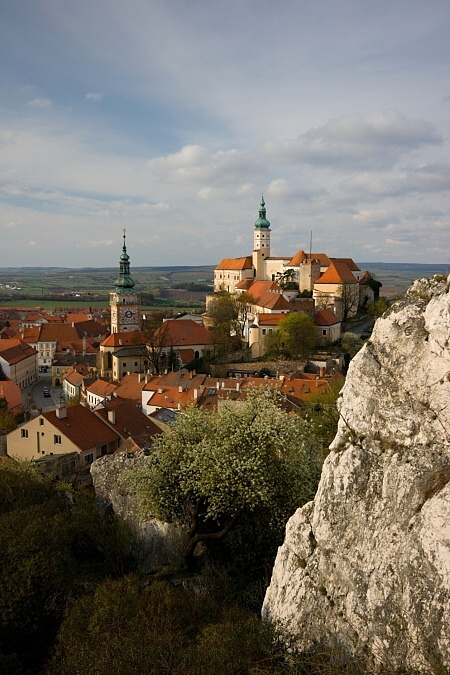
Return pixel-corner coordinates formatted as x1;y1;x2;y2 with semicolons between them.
0;263;447;306
358;262;449;296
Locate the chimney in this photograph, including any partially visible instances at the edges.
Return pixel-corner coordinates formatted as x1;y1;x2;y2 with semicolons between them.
178;385;183;393
119;339;122;346
72;322;75;327
193;388;198;399
319;366;325;378
138;373;142;383
145;373;149;383
82;335;86;356
236;381;240;391
221;381;225;388
216;381;220;389
108;410;116;424
56;406;67;419
158;388;163;394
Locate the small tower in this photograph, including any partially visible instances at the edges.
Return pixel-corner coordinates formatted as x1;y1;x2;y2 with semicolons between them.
109;230;141;333
253;195;271;280
299;258;321;293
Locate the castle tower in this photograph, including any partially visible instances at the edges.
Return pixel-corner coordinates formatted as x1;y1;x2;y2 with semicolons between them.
109;230;141;333
253;195;271;280
299;258;321;293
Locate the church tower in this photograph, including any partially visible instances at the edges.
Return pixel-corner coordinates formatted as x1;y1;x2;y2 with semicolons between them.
253;195;271;280
109;231;141;333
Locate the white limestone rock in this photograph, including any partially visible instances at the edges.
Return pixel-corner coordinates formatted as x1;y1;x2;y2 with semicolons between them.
263;275;450;672
91;451;187;570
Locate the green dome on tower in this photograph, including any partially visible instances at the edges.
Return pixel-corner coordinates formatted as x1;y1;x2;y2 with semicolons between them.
114;230;136;292
254;195;270;230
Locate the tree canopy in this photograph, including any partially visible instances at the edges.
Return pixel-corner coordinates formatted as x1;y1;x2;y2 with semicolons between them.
265;312;317;360
129;387;323;570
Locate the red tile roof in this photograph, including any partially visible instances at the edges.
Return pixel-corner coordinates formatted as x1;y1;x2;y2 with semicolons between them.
159;319;212;347
314;309;341;326
246;281;290;311
42;405;121;451
315;261;358;285
100;331;147;348
331;257;360;272
94;399;162;447
0;339;37;364
215;256;253;271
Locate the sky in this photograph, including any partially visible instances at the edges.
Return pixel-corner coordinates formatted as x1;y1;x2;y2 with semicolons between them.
1;0;450;268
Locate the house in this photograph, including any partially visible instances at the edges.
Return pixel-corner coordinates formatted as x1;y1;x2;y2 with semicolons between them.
98;331;147;378
0;377;23;415
93;399;162;450
314;308;342;345
0;338;38;389
7;404;122;466
156;319;213;369
313;261;360;321
84;378;118;409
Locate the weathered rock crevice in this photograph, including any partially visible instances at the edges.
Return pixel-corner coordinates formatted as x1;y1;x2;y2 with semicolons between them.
263;275;450;673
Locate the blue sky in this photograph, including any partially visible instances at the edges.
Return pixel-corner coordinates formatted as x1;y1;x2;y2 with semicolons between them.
1;0;450;267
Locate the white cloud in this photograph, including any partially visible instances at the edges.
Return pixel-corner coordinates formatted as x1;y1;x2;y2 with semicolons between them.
3;221;17;228
27;98;52;108
85;92;104;101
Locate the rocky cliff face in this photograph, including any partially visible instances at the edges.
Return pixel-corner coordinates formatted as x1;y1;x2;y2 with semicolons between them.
263;275;450;673
91;451;187;571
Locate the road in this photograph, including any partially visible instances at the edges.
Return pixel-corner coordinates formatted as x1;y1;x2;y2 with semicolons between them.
22;373;64;416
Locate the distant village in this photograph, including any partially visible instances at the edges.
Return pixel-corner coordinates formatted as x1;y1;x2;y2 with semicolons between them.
1;197;381;478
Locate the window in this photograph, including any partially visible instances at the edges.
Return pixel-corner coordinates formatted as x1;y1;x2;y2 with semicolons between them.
322;329;327;336
262;329;266;335
101;444;108;456
84;453;94;465
39;419;44;426
21;429;28;438
54;435;62;445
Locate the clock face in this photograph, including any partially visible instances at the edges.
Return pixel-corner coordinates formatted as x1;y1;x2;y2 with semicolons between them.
120;307;137;322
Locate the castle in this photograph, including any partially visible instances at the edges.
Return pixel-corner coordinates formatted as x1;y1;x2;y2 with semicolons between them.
212;196;380;356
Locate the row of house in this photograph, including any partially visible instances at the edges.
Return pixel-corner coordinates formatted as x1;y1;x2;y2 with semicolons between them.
7;368;342;472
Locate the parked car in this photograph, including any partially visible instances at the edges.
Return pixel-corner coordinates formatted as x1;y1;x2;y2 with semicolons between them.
43;387;51;398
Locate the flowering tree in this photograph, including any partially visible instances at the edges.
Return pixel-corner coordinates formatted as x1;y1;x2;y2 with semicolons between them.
130;387;323;569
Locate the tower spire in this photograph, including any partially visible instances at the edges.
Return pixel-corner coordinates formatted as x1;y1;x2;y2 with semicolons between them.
114;228;135;291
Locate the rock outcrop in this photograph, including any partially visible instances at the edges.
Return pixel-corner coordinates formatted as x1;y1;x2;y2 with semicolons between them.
263;275;450;673
91;451;187;570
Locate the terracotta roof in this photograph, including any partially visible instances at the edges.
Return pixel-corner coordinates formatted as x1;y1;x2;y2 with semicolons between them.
287;250;308;266
21;327;40;343
113;373;148;402
143;372;208;391
65;313;91;323
215;256;253;271
159;319;212;347
246;281;290;311
331;257;360;272
315;261;358;285
146;385;199;410
314;309;341;326
235;279;254;290
256;313;288;326
38;323;80;343
42;405;121;451
0;339;37;364
85;378;118;398
281;376;332;403
100;331;147;348
94;399;162;448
